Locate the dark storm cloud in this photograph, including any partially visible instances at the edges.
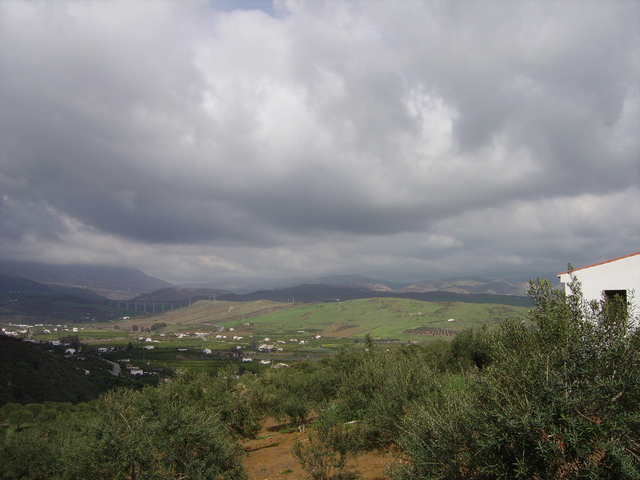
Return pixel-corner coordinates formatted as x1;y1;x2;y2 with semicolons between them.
0;0;638;283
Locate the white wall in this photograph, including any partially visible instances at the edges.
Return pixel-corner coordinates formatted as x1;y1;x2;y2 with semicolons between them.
558;253;640;317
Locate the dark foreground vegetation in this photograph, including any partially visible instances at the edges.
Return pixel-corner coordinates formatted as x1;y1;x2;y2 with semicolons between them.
1;275;638;479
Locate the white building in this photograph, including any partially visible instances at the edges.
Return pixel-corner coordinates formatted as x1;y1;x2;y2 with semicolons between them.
557;252;640;315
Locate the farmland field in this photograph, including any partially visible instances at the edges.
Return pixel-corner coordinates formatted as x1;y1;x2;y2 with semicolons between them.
217;297;531;339
9;297;531;376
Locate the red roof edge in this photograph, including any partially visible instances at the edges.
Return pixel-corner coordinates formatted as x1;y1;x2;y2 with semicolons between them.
557;251;640;277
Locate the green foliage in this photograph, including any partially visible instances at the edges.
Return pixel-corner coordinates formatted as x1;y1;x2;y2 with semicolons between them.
324;345;444;447
260;367;317;429
58;334;83;350
0;374;250;480
92;385;246;479
448;325;495;372
363;332;374;349
293;412;365;480
5;404;34;429
0;334;108;406
395;275;640;480
3;276;636;479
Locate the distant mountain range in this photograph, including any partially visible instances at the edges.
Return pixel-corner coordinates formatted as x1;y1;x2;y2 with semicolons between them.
215;283;532;308
0;261;172;299
242;274;528;296
0;261;530;305
130;287;231;303
184;274;529;296
0;275;108;301
0;275;143;323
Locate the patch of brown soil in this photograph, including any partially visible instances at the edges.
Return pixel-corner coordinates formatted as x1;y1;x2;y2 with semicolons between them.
333;324;360;332
324;325;363;338
242;419;394;480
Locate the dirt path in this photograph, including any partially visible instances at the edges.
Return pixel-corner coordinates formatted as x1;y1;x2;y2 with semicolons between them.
242;420;394;480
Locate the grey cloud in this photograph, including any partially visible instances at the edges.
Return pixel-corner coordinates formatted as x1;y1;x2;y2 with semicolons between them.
0;0;638;283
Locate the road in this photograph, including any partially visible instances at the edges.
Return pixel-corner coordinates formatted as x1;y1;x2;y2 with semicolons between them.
104;359;121;376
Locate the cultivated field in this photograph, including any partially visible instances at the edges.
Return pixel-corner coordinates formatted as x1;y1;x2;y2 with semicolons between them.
13;297;531;376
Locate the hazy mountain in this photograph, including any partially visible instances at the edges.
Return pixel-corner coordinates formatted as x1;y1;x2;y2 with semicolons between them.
0;261;172;299
0;259;529;301
0;275;140;324
130;287;231;303
400;277;529;296
304;275;528;295
188;274;528;296
0;275;109;301
306;274;407;292
218;283;375;303
217;283;532;308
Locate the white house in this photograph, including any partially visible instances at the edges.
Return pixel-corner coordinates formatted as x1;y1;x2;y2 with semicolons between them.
557;252;640;315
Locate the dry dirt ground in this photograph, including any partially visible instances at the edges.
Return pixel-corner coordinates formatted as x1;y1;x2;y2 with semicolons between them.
242;419;395;480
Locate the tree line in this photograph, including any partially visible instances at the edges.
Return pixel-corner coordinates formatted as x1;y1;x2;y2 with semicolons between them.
1;274;638;479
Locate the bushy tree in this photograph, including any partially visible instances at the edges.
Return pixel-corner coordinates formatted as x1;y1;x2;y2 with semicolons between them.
448;326;494;372
330;345;442;447
260;367;316;429
150;322;166;332
396;274;640;479
0;374;249;480
293;411;365;480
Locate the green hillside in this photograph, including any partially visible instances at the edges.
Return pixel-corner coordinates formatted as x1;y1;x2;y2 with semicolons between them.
220;297;531;340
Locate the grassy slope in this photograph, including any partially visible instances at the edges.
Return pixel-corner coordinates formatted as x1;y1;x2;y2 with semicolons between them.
17;299;531;356
219;297;531;340
2;298;532;402
133;299;297;328
71;297;530;341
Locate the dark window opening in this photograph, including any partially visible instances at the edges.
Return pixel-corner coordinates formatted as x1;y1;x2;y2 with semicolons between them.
603;289;628;319
604;290;627;302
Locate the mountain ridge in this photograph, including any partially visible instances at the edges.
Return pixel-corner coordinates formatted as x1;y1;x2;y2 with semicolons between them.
0;261;172;299
0;261;530;301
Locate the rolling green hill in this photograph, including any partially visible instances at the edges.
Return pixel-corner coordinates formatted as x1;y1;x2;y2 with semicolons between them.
218;297;531;340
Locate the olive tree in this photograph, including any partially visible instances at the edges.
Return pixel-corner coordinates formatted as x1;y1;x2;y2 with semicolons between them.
396;273;640;480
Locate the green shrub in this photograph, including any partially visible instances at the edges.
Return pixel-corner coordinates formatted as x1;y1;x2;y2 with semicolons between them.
293;412;365;480
394;275;640;479
331;345;442;446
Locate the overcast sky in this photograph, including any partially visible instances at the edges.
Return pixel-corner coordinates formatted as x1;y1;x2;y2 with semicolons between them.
1;0;638;286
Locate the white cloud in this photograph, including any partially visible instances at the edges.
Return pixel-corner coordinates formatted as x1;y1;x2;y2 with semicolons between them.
0;0;638;284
